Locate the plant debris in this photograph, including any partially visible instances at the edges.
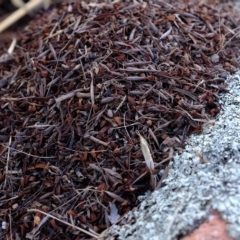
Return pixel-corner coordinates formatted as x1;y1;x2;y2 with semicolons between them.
0;0;240;239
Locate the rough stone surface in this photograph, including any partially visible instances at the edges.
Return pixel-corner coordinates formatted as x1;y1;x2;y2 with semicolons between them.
105;71;240;240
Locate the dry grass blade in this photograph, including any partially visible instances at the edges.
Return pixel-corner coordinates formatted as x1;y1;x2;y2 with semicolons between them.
0;0;73;33
136;131;155;171
27;209;99;239
0;0;50;33
7;38;17;55
105;191;126;203
3;136;12;188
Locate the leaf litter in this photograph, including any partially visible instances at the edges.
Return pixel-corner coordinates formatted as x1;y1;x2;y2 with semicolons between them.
0;0;240;239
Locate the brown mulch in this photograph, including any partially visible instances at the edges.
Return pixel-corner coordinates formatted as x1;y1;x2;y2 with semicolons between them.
0;0;240;239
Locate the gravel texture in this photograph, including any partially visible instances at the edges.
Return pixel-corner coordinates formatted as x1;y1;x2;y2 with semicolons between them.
104;71;240;239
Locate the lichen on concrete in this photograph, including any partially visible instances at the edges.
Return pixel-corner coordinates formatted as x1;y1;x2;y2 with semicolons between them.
105;71;240;239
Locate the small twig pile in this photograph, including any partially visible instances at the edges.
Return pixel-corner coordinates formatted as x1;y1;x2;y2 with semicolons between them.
0;0;240;238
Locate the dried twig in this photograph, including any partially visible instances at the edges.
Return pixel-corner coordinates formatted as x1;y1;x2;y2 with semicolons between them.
27;209;99;239
3;136;12;188
0;0;50;33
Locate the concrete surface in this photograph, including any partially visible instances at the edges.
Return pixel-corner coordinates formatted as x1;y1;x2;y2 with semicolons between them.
104;71;240;239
